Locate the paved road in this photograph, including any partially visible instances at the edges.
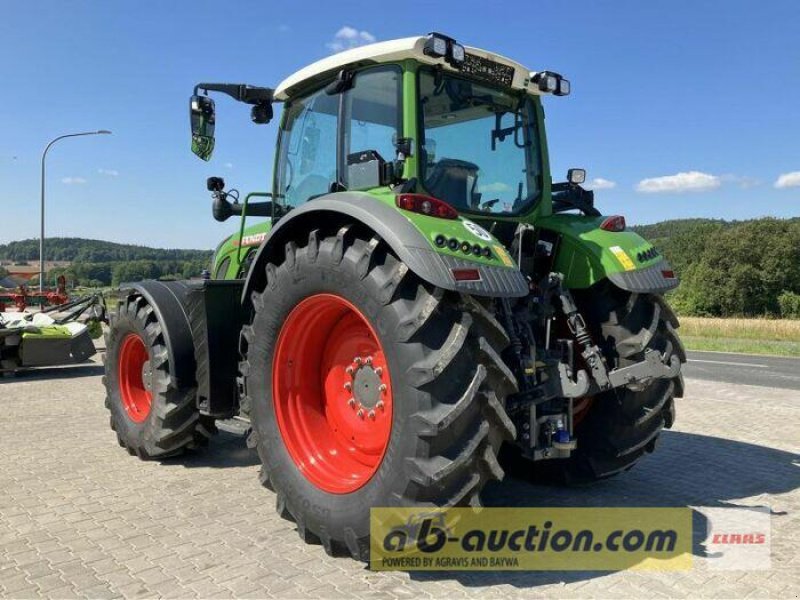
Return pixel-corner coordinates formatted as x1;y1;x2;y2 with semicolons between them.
1;359;798;599
684;350;800;391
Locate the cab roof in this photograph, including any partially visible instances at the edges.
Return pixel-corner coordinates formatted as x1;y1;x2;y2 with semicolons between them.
273;35;541;101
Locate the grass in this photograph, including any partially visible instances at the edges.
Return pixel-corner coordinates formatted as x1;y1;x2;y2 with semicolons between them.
678;316;800;357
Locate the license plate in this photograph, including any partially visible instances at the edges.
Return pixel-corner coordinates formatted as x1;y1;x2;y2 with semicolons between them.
460;53;515;87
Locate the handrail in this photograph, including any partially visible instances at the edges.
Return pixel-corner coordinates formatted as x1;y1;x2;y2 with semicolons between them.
236;192;273;263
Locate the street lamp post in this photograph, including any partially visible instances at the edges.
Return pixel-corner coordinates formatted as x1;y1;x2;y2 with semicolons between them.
40;130;112;291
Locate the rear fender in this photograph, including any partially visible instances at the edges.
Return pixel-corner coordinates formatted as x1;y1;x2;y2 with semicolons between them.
241;191;529;307
538;214;679;294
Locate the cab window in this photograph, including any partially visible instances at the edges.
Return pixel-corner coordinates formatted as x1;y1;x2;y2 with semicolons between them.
274;65;403;207
343;66;402;189
275;88;338;209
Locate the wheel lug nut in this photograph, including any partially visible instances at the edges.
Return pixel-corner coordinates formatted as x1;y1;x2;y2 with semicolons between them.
376;400;384;410
357;409;365;419
368;410;376;420
343;382;352;391
365;356;373;365
375;367;383;376
345;366;354;375
354;357;362;365
348;398;356;408
379;384;387;393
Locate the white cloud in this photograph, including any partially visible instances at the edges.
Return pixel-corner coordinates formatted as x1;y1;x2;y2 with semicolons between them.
224;162;234;169
61;177;87;185
774;171;800;189
635;171;720;194
584;177;616;191
278;24;291;33
326;26;377;53
719;174;760;189
479;182;511;194
97;168;119;177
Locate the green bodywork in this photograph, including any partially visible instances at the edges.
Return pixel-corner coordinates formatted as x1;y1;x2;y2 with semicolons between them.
211;60;658;291
538;214;662;288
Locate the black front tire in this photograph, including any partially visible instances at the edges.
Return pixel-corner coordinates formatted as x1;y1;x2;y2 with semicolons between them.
103;294;214;459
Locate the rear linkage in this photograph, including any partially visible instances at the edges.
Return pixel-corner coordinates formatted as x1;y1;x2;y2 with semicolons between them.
496;271;679;461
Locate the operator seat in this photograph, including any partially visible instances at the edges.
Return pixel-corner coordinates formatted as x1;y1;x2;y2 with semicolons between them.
424;158;480;210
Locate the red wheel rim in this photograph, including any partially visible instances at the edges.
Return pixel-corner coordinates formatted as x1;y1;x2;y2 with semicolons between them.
272;293;394;494
118;333;152;423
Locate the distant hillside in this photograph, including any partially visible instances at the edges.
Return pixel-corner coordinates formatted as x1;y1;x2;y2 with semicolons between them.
632;217;800;317
631;218;731;244
632;217;800;246
0;237;211;263
0;238;212;288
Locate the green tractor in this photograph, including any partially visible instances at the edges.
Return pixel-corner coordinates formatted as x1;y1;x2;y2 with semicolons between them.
103;34;684;559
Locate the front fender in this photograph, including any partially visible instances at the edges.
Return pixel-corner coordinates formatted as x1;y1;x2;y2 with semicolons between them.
241;192;529;306
539;214;679;294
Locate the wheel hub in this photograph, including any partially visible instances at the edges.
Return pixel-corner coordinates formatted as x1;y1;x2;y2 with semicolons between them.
272;293;394;494
349;358;386;414
141;360;153;392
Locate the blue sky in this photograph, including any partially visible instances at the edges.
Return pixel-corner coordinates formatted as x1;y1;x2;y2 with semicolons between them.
1;0;798;250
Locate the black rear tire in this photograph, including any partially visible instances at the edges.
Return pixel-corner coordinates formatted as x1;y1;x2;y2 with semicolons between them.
530;283;685;483
241;227;517;560
103;294;214;459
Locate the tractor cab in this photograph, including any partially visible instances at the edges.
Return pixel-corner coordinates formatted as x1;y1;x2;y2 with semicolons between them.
190;34;572;225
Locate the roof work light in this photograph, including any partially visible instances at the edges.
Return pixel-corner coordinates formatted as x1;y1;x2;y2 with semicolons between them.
423;33;465;66
532;71;571;96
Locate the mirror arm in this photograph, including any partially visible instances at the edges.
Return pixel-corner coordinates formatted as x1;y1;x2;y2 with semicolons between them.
194;83;274;105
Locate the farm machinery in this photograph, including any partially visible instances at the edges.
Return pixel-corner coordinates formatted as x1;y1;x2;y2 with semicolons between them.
1;286;105;372
102;34;685;559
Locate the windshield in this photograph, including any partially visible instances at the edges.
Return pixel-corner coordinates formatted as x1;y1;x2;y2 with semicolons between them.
418;68;542;215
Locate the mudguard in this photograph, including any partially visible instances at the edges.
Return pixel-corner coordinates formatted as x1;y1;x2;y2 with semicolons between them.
119;280;244;416
538;214;679;294
241;191;529;307
119;281;198;388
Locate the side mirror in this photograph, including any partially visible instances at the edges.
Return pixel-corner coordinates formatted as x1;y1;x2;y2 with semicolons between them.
567;168;586;185
190;95;216;161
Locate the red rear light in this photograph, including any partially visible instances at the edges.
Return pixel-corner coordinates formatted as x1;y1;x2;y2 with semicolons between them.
600;215;626;232
451;268;482;282
662;270;676;279
396;194;458;219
